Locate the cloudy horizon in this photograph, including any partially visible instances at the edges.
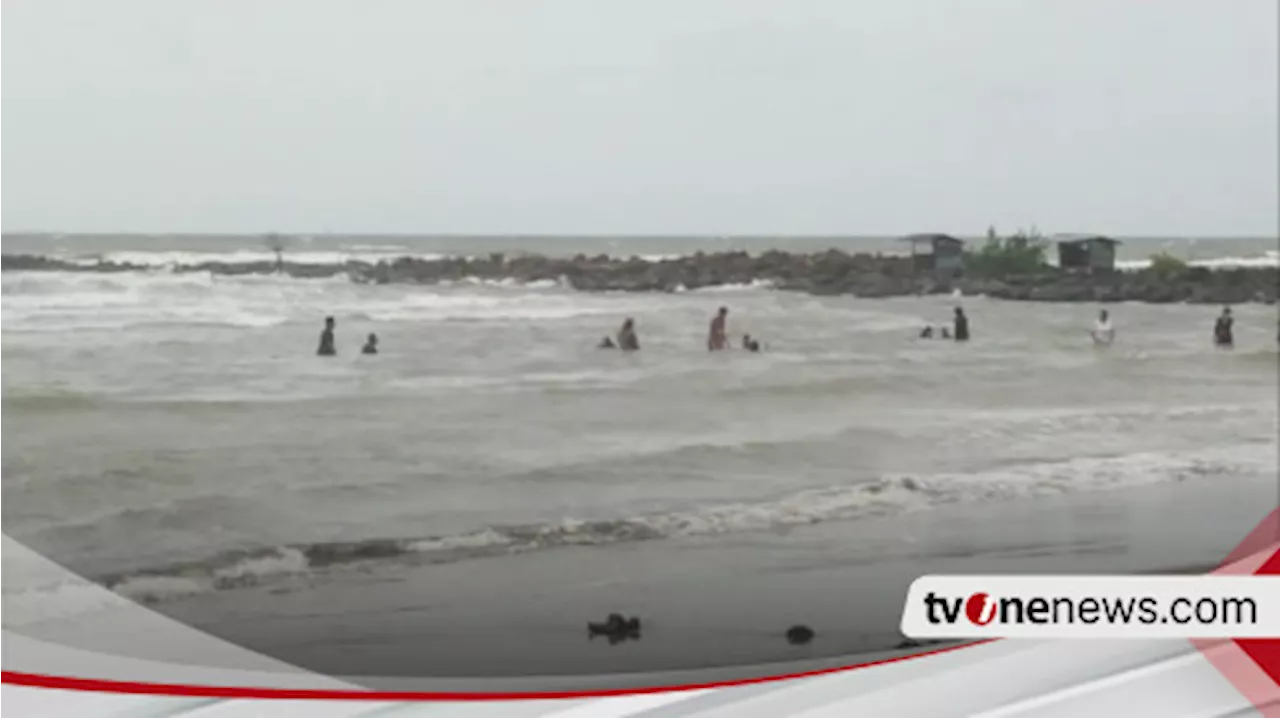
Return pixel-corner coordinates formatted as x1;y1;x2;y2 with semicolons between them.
3;0;1277;237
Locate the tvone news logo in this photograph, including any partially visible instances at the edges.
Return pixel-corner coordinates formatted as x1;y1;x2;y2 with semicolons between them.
921;591;1165;626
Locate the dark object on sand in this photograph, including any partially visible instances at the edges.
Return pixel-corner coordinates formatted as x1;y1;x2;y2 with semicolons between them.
598;336;617;349
785;624;815;645
588;613;642;645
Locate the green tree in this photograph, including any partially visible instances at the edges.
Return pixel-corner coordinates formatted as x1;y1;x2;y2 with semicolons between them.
965;226;1049;278
1146;251;1188;279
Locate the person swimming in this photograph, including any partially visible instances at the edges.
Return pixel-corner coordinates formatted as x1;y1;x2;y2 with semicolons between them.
1091;309;1115;346
317;316;337;356
361;333;378;355
1214;307;1234;348
708;307;729;351
742;334;761;352
952;307;969;342
617;318;640;351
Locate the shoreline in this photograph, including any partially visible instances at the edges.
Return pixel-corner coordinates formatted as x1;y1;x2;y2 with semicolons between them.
4;250;1277;304
72;473;1271;685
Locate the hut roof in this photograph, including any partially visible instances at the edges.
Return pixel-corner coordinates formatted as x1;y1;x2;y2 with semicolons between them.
1054;234;1121;246
898;233;965;245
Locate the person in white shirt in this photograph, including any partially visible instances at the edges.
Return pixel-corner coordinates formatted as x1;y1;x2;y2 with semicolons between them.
1091;309;1115;346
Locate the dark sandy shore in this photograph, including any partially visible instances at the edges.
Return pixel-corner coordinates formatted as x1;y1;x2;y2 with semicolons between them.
58;473;1261;692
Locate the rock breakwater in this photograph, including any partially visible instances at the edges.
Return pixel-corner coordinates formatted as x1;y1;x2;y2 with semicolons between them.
4;251;1276;304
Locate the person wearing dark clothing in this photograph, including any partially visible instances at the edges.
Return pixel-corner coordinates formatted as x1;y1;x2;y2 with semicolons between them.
953;307;970;342
617;318;640;351
598;336;617;349
919;326;934;339
708;307;729;351
1214;307;1234;348
317;316;337;356
742;334;761;352
361;333;378;355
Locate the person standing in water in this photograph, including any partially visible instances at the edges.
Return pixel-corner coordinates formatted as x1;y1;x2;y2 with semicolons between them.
617;318;640;351
1214;307;1234;348
1091;309;1115;346
361;333;379;355
317;316;337;356
952;307;970;342
708;307;729;351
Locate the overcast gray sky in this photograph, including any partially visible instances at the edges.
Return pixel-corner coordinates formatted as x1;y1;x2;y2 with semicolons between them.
3;0;1276;235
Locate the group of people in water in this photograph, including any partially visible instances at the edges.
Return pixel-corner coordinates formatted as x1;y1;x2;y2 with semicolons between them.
1085;306;1239;348
316;304;1252;357
918;307;970;341
918;306;1240;348
596;306;763;353
316;316;379;356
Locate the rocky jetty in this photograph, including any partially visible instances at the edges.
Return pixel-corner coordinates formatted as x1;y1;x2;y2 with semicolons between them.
3;251;1276;304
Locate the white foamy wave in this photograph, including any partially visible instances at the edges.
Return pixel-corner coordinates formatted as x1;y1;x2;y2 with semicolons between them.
439;276;564;290
1116;250;1279;271
357;290;620;323
1;270;613;332
400;442;1276;558
408;528;511;553
1;271;329;331
7;441;1269;619
211;548;309;588
690;279;778;293
66;249;448;267
111;576;208;604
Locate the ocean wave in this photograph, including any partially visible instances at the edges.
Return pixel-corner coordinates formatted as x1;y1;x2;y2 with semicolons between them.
63;249;448;267
1115;250;1279;271
84;442;1274;605
684;279;778;293
0;270;618;332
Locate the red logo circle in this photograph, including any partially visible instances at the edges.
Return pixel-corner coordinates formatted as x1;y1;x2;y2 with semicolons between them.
965;592;995;625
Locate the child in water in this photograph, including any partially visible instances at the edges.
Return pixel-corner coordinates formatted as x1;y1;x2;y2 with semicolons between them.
1091;310;1115;346
361;333;379;355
